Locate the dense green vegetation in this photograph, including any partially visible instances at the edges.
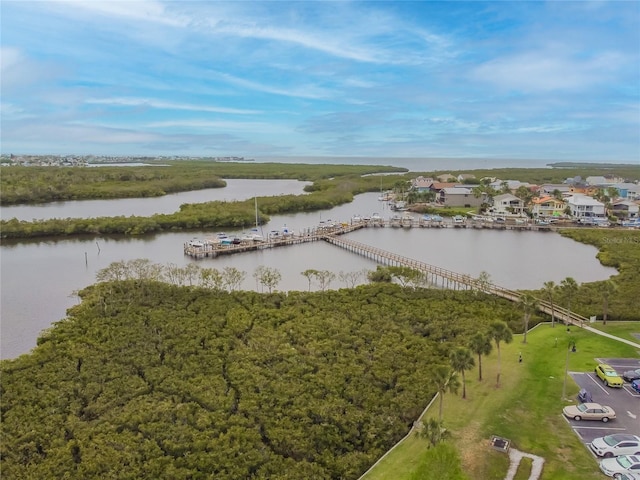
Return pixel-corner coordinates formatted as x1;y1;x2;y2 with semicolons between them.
555;229;640;321
365;321;640;480
0;162;406;205
1;282;524;479
2;161;639;240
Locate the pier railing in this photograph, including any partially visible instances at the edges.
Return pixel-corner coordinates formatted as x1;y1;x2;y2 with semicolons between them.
321;235;589;327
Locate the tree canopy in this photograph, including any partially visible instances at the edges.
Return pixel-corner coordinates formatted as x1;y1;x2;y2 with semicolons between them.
1;281;522;479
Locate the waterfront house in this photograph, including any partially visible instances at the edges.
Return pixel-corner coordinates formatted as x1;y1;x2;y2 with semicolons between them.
610;199;639;219
489;194;526;216
565;194;606;220
531;196;566;218
439;187;486;208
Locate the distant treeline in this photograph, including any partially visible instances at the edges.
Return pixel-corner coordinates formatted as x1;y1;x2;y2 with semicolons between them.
0;171;406;239
0;162;407;205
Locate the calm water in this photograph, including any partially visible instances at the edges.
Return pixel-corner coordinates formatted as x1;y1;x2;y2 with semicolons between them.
0;179;310;221
0;187;617;360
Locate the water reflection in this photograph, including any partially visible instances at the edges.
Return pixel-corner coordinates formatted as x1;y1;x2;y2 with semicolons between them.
0;190;618;360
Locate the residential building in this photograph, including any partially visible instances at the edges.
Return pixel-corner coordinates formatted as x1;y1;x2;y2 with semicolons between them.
565;194;606;219
489;179;531;192
439;187;486;207
490;194;526;216
531;196;566;218
410;176;434;192
610;200;639;219
539;184;571;197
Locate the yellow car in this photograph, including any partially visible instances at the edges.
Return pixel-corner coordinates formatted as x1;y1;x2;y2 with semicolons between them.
595;363;624;388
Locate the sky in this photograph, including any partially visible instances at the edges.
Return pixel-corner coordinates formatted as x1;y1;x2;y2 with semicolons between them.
1;1;639;162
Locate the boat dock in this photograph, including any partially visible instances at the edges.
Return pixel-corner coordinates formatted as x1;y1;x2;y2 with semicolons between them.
184;215;555;258
182;215;612;328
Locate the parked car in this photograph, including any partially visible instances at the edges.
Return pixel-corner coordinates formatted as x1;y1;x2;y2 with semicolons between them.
632;380;640;394
596;363;624;388
612;472;640;480
563;402;616;422
590;434;640;458
623;369;640;383
600;455;640;477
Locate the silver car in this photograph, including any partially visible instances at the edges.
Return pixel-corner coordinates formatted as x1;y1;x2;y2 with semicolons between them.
591;434;640;458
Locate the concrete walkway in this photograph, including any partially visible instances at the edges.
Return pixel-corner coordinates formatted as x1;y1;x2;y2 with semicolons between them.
582;325;640;349
504;449;545;480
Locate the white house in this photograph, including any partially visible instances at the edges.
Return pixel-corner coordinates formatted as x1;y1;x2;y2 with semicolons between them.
490;193;526;216
565;195;606;219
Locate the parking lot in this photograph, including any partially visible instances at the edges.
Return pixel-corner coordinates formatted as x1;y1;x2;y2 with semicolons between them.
565;357;640;448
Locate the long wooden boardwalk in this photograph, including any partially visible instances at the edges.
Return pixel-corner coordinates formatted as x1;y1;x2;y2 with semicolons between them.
183;220;633;334
321;235;591;327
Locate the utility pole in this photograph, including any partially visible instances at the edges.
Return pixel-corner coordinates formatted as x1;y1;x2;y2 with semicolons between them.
562;337;576;401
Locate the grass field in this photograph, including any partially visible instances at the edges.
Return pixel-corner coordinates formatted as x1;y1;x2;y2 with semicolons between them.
362;322;640;480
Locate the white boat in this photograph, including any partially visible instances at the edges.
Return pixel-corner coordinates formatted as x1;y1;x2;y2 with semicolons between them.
391;200;407;211
188;239;204;248
249;227;265;241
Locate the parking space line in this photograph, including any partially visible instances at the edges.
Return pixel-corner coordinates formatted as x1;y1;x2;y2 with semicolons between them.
587;374;610;395
571;426;627;430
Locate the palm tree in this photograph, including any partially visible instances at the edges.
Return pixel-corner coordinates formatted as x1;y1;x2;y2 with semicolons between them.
419;418;450;447
601;280;618;325
489;321;513;387
543;281;557;328
560;277;579;316
519;293;539;344
468;332;492;381
431;365;460;422
449;347;474;399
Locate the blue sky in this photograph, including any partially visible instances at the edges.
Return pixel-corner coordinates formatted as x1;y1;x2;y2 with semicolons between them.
1;1;639;162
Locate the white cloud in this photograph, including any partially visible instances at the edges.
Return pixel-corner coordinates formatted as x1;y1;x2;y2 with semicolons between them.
85;97;261;115
50;0;189;27
145;119;291;134
472;50;626;92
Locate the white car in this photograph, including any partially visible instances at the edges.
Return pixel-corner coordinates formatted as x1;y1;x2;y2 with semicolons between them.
591;435;640;458
600;455;640;477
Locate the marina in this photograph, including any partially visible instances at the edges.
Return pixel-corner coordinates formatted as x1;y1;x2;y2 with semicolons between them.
183;214;555;258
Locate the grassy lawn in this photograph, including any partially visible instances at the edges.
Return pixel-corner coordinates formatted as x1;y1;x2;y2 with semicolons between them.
362;322;640;480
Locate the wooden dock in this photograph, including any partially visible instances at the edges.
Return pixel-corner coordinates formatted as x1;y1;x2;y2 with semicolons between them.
320;235;589;327
182;216;590;325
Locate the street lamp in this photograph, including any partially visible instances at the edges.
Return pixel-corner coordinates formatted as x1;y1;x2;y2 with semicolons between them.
562;337;577;400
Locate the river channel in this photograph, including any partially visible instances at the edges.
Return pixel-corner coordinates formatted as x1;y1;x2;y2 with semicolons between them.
0;180;617;360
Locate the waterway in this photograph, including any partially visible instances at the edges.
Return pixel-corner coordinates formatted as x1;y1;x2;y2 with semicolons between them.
0;184;617;360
